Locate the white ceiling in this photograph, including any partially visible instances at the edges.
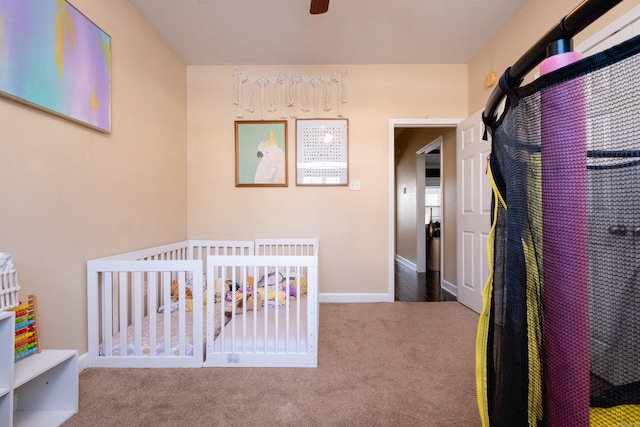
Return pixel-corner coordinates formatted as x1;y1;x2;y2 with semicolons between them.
128;0;528;65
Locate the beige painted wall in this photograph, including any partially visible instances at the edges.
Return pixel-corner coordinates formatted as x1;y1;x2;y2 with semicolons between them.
187;65;468;296
0;0;187;352
468;0;640;113
395;129;424;264
395;127;457;285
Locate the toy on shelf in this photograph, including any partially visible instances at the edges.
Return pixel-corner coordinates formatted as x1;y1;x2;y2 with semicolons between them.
9;294;41;361
0;264;20;311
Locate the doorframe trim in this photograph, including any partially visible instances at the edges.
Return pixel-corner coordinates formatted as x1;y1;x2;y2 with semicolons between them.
416;135;443;273
388;118;462;301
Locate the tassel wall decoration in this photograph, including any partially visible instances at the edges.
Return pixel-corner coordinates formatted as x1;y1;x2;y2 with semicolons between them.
233;68;347;119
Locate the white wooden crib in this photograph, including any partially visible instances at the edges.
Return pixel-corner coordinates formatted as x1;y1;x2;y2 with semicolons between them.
86;239;318;368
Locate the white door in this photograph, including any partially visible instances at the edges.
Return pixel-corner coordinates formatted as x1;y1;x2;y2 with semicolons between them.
578;8;640;57
456;110;492;313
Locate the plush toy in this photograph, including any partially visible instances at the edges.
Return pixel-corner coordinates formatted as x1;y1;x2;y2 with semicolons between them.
225;290;263;316
281;282;297;298
257;289;289;306
171;280;193;301
257;270;285;287
225;281;254;302
225;279;241;293
171;281;179;301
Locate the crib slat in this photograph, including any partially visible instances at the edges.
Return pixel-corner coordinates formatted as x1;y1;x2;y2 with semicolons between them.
221;268;228;350
133;272;143;356
273;265;280;353
148;273;157;357
177;271;186;357
206;269;215;343
261;264;269;354
119;272;128;357
163;271;171;356
285;266;292;353
251;265;259;352
191;266;203;361
87;272;99;358
234;267;245;353
287;267;294;353
234;266;242;352
103;273;113;357
296;266;301;352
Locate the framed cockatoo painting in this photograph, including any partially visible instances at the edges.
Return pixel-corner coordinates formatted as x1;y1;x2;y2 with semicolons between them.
235;121;288;187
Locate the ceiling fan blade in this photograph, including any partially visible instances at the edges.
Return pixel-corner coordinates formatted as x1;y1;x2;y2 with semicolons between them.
310;0;329;14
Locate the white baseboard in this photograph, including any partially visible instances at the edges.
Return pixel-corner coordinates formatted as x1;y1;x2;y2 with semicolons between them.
394;255;416;271
320;293;394;303
442;279;457;297
78;352;88;372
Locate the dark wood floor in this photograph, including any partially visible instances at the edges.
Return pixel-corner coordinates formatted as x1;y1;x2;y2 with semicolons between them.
394;261;457;302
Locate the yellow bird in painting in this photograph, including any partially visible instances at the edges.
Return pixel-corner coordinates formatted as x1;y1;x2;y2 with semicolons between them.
254;128;285;184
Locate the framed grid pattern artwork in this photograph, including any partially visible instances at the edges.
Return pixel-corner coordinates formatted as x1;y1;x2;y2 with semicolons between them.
296;118;348;186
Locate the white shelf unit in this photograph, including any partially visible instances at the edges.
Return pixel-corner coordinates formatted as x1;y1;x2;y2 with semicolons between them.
0;311;78;427
0;311;14;427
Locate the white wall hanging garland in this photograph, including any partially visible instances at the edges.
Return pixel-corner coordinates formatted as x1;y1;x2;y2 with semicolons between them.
233;68;347;119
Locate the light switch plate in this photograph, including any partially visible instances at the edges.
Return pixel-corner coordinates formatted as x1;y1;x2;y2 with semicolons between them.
350;180;361;191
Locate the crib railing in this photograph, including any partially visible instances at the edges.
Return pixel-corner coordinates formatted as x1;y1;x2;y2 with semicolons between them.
204;254;318;367
188;240;254;276
87;259;203;368
255;238;319;256
86;240;252;368
94;241;192;262
86;239;318;368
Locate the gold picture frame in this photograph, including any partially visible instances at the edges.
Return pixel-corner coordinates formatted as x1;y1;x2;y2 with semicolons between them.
235;120;288;187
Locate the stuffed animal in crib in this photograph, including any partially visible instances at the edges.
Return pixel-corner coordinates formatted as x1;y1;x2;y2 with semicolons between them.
158;280;195;313
282;282;297;298
171;280;193;301
225;280;254;302
257;270;285;287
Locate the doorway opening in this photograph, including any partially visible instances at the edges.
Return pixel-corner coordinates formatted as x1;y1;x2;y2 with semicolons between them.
389;119;461;301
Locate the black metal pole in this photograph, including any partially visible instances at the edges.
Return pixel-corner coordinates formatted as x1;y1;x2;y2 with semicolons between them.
483;0;624;123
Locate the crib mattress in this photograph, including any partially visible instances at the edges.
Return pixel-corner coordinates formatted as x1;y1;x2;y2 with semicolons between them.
99;305;224;357
213;296;308;353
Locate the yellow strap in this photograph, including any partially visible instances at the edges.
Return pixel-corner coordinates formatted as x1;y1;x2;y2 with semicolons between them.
475;157;504;427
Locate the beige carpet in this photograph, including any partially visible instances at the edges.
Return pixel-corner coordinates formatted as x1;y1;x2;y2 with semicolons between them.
64;302;481;426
